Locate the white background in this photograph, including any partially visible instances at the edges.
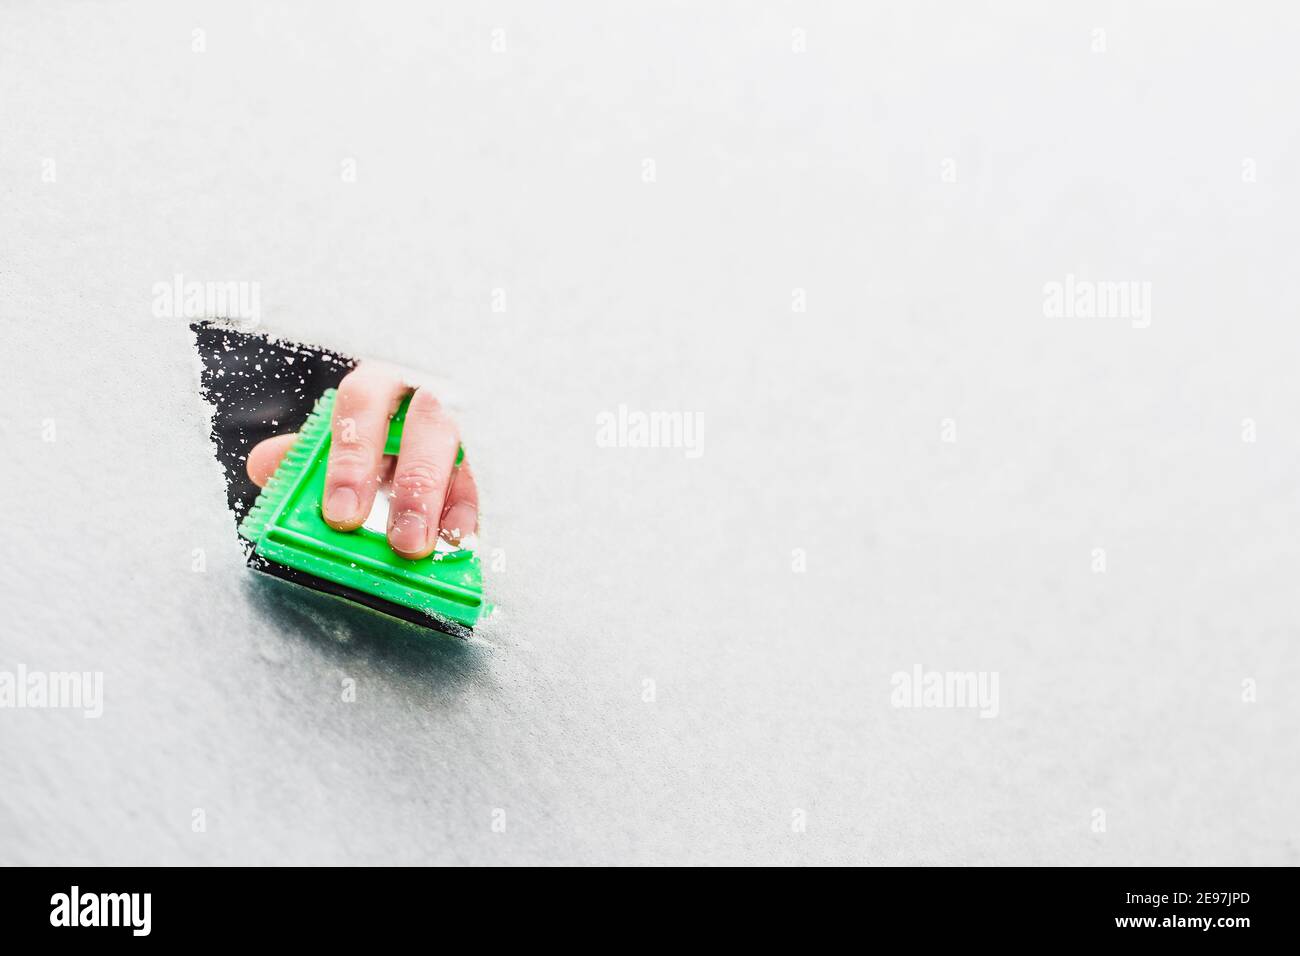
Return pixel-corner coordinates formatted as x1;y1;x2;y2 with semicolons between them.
2;1;1297;864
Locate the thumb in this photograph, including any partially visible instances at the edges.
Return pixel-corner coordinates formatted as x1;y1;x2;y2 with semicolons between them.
245;433;299;487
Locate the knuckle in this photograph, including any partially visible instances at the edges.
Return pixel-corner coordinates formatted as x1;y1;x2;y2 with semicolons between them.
328;442;375;476
331;427;376;453
331;420;376;452
392;461;446;500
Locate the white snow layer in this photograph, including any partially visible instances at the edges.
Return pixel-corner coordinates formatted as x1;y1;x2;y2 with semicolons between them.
1;1;1298;865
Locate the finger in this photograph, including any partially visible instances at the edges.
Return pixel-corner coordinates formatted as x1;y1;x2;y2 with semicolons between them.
245;433;298;487
439;459;479;546
387;387;459;559
323;366;408;530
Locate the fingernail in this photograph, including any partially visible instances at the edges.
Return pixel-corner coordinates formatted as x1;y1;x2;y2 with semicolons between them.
440;505;477;546
389;511;429;554
324;487;359;523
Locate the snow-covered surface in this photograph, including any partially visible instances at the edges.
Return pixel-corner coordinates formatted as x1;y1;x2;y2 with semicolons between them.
2;1;1298;865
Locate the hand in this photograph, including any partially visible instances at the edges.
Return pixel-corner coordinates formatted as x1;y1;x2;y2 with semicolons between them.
245;363;479;559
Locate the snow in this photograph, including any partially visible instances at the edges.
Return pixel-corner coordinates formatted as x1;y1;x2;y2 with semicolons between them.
1;1;1298;865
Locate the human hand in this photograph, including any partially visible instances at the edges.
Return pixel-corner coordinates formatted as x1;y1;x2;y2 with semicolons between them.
245;363;478;559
